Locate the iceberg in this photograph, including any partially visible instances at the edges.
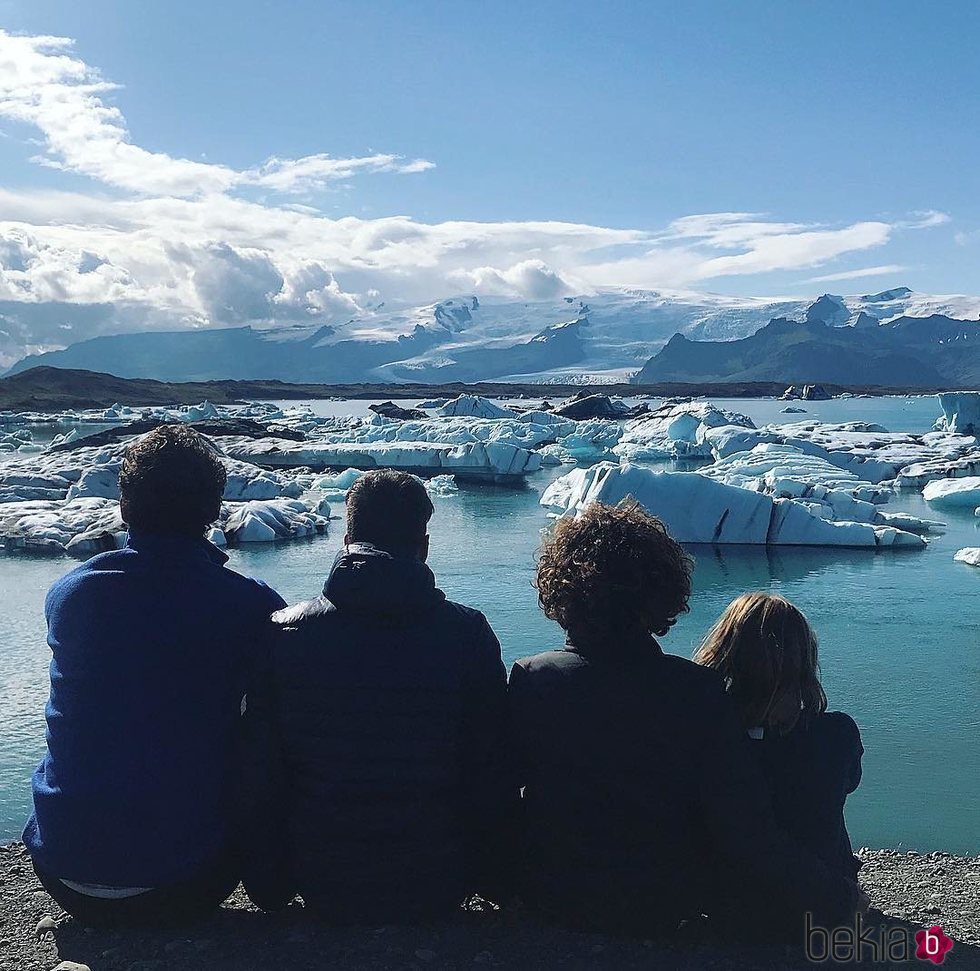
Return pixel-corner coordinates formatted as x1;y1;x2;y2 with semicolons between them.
181;400;221;422
714;420;980;486
222;499;328;544
922;476;980;509
66;466;121;501
897;454;980;489
425;474;459;497
313;467;366;498
704;443;887;497
279;414;576;451
0;497;125;555
553;394;642;420
541;463;925;549
0;429;33;452
0;442;305;506
223;438;542;485
0;494;330;555
954;547;980;567
541;419;622;464
437;395;517;419
615;402;755;461
936;392;980;436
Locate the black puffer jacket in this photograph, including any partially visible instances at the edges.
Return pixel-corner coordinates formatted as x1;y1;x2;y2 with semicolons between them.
242;543;513;922
508;638;858;936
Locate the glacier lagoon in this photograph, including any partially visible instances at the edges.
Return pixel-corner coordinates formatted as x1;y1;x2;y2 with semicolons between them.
0;395;978;853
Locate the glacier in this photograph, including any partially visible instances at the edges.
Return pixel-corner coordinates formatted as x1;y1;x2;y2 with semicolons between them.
9;285;980;384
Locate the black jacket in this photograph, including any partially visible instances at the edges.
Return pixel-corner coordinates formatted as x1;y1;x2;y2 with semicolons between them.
243;543;514;921
751;711;863;880
508;638;857;935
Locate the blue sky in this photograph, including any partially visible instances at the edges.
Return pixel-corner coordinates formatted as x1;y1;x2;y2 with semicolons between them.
0;0;978;358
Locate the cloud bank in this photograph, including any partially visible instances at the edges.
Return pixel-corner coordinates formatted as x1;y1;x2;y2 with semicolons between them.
0;29;949;365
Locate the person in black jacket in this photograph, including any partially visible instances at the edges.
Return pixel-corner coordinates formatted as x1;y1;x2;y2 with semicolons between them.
242;469;514;923
508;500;861;939
694;592;863;881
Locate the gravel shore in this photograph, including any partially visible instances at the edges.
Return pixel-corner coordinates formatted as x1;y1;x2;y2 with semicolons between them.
2;844;978;970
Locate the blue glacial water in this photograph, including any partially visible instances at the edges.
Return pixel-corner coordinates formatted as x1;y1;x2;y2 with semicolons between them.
1;396;977;851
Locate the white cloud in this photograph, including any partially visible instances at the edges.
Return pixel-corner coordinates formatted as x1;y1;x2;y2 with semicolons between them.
0;29;954;367
451;259;577;299
0;30;434;198
803;264;909;284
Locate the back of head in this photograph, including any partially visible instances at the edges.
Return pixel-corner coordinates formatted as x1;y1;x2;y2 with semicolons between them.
119;425;226;538
345;469;434;556
535;498;693;651
694;592;827;732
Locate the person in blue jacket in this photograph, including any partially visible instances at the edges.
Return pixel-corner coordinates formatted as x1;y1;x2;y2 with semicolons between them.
24;425;285;927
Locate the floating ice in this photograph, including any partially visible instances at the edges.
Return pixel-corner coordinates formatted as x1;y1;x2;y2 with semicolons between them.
66;466;120;501
0;429;33;452
0;498;125;555
936;392;980;436
313;468;365;496
222;499;328;543
615;402;755;461
552;394;641;420
954;547;980;567
180;401;221;422
223;438;542;484
703;443;894;511
897;454;980;489
425;474;458;497
437;395;517;419
922;476;980;509
541;419;622;464
541;463;925;548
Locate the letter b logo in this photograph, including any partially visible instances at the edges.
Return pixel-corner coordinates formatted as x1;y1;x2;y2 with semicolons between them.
915;925;954;965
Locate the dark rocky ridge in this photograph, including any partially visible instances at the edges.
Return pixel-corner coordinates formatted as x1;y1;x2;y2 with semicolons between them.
633;315;980;387
0;367;966;413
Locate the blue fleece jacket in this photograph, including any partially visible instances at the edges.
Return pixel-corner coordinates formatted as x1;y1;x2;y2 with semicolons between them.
23;531;285;887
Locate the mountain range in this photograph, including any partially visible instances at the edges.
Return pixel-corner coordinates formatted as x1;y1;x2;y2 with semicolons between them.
4;286;980;386
633;314;980;387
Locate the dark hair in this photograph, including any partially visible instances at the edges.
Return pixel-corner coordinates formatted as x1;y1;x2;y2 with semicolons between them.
345;469;433;553
119;425;226;537
535;498;693;646
694;592;827;733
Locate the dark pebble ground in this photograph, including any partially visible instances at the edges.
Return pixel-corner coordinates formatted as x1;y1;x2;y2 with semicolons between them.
2;844;978;970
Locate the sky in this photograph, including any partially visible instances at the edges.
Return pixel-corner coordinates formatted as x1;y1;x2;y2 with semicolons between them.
1;0;979;359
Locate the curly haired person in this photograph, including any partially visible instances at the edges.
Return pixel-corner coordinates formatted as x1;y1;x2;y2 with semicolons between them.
508;500;863;939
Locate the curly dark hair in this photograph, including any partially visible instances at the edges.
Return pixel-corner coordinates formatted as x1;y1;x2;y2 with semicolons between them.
119;425;226;537
535;499;693;645
346;469;434;553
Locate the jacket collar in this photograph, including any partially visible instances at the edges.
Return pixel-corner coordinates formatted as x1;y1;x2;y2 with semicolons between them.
126;529;228;565
564;629;665;662
323;541;444;614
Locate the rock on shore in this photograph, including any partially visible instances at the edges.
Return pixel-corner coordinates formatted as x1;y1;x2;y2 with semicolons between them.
1;844;977;970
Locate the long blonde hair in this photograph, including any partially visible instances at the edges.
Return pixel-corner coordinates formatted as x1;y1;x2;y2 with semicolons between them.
694;592;827;734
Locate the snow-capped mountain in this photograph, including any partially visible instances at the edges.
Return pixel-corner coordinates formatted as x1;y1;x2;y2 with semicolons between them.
5;286;980;384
